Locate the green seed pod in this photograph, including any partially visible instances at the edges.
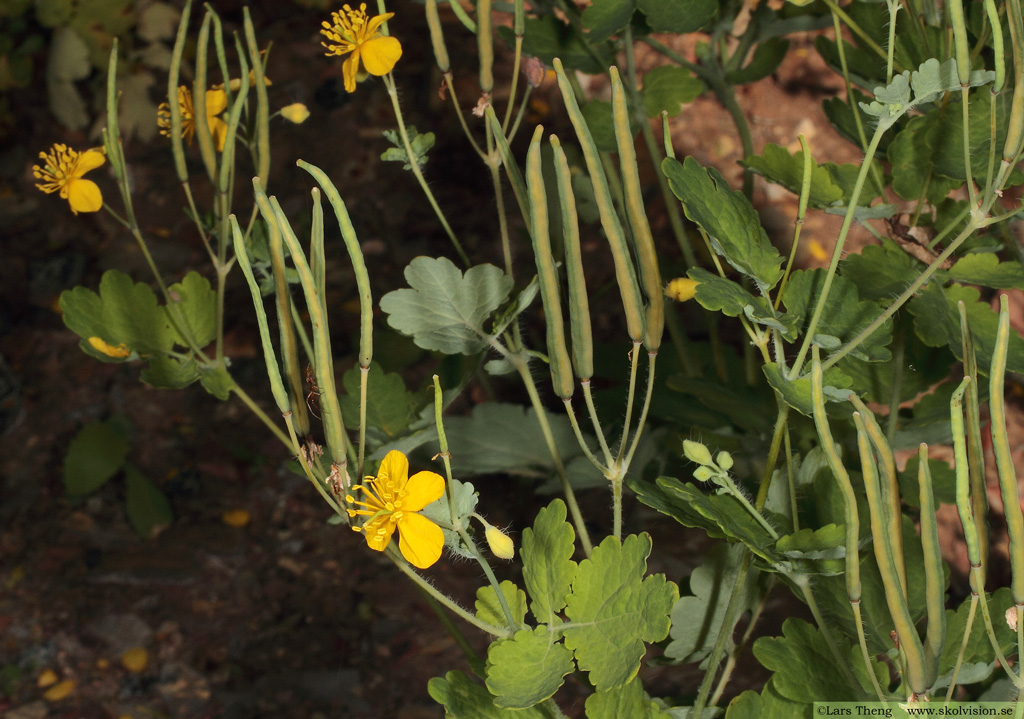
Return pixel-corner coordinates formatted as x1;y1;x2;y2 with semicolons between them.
550;135;594;380
477;0;493;93
526;125;573;399
424;0;450;73
553;58;645;342
610;67;663;351
948;0;971;86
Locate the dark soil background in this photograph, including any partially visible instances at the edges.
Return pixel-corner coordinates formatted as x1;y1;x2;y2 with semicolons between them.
3;2;1022;718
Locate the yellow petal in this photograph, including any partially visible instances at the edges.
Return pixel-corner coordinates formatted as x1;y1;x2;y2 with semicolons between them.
210;117;228;152
342;52;360;92
402;471;444;512
205;89;228;115
360;36;402;77
77;149;106;173
280;103;310;124
364;11;395;37
377;450;409;492
37;669;58;688
397;512;443;568
68;178;103;214
88;336;131;358
362;515;396;552
222;509;251;528
43;679;75;702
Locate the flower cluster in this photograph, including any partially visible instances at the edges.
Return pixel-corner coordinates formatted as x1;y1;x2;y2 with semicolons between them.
320;3;402;93
32;144;105;215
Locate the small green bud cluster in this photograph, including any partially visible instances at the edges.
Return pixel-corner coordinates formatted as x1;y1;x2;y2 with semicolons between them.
682;440;734;485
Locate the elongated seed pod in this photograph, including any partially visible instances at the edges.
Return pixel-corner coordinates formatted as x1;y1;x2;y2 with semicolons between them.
952;377;982;569
217;35;249;196
243;8;270;187
526;126;574;398
551;135;594;380
610;67;663;351
917;444;946;680
193;13;218;183
811;349;861;604
1000;0;1024;162
486;106;530;226
553;58;645;342
854;411;930;693
948;0;971;86
477;0;493;93
166;0;192;183
959;301;989;583
310;189;327;316
990;295;1024;603
984;0;1006;93
230;216;291;415
424;0;450;72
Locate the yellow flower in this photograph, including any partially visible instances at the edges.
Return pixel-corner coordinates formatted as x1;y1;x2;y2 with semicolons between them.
32;144;105;215
157;85;229;152
346;450;444;569
280;103;310;124
320;3;403;93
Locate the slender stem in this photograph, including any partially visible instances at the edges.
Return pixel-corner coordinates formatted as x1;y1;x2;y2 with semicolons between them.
387;547;512;638
581;380;614;466
623;353;657;470
562;399;608;473
796;576;864;693
443;71;485;159
233;383;293;449
382;74;470;267
616;341;642;462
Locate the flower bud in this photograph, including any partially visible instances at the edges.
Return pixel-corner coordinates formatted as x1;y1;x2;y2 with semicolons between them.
716;451;733;470
664;277;699;302
693;466;715;482
683;439;713;466
485;524;515;560
281;103;310;124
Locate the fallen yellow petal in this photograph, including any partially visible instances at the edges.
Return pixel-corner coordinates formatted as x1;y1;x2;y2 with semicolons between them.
808;239;829;262
121;647;149;674
222;509;251;528
43;679;75;701
88;336;131;358
37;668;58;688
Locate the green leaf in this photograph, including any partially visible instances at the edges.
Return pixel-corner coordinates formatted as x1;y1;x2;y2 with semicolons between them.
641;66;702;118
563;534;677;690
339;362;419;437
742;143;845;209
167;271;217;349
839;242;919;302
888;113;962;204
663;157;783;292
581;0;635;43
840;331;955;404
636;0;716;33
502;16;610;75
948;253;1024;290
763;363;853;417
726;38;789;85
522;499;578;625
429;671;548;719
420;478;479;559
198;365;233;400
124;465;173;539
445;402;592;480
687;269;795;338
476;580;528;629
64;420;129;495
938;587;1017;676
60;269;175;355
380;257;513;355
774;524;848;576
752;619;864;702
724;681;807;719
908;282;1024;374
664;544;758;664
585;677;673;719
139;356;200;390
780;269;893;362
485;626;575;708
933;90;1023;184
381;125;435;170
814;35;884;90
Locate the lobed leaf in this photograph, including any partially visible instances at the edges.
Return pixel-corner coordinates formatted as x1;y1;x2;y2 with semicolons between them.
428;670;547;718
522;499;578;625
763;363;853;417
687;268;796;338
584;677;673;719
637;0;716;33
641;66;702;118
63;420;129;495
563;534;677;690
663;157;783;292
948;253;1024;290
476;580;528;629
485;626;575;708
339;362;419;437
380;257;513;356
124;465;173;539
